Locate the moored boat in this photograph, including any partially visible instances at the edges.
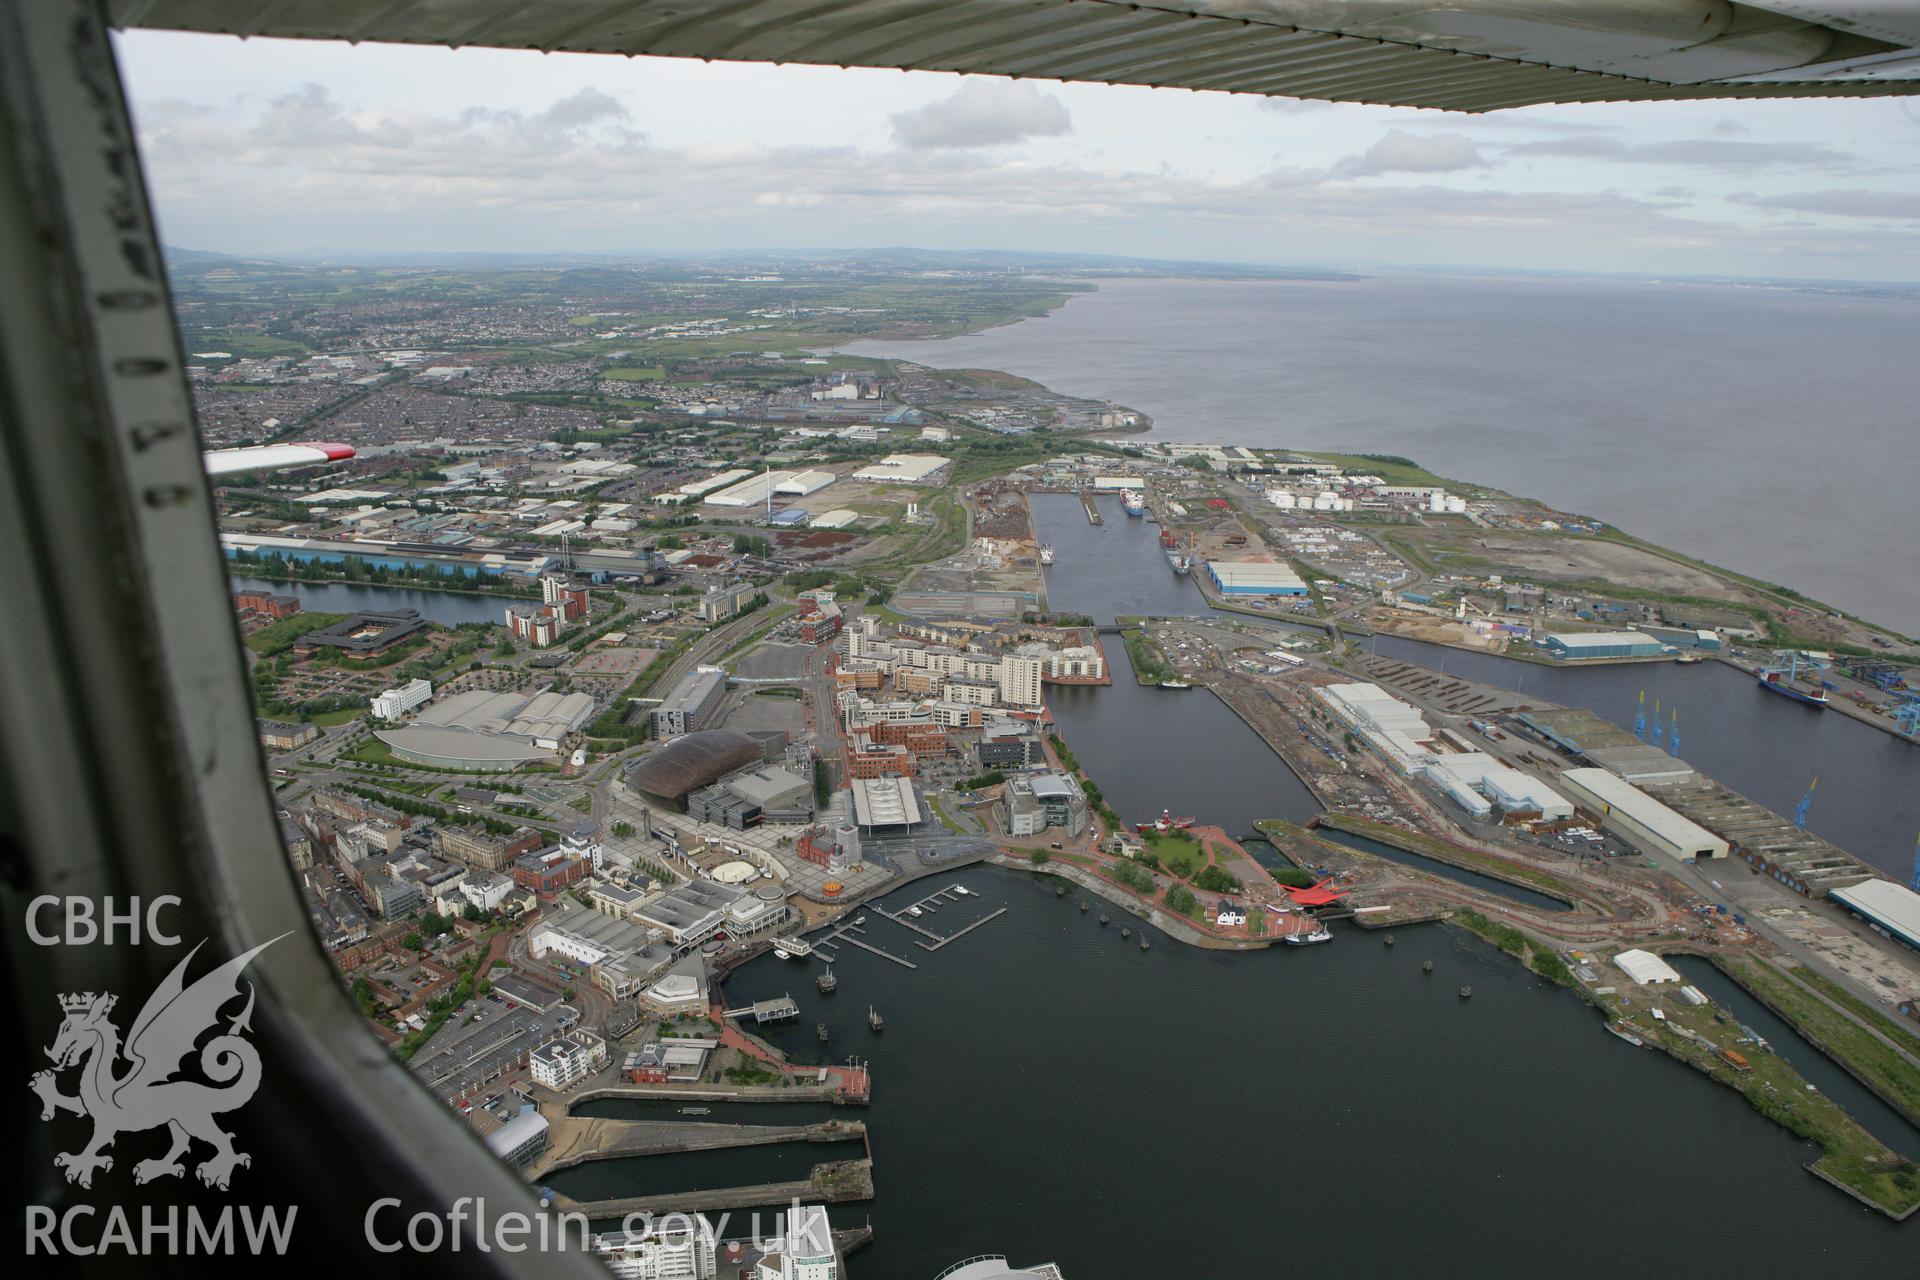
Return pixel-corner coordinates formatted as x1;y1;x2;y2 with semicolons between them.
772;936;814;961
1283;924;1333;946
1606;1022;1645;1047
1120;488;1146;517
1757;668;1828;707
1136;808;1197;832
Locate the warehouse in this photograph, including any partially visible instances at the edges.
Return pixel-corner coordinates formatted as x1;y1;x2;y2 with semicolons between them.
1316;683;1433;774
1828;879;1920;952
1423;753;1573;822
376;687;594;770
776;469;837;496
671;468;750;501
811;509;859;530
1559;768;1729;861
1613;949;1683;985
1543;631;1666;660
1204;559;1309;596
851;453;949;484
703;470;798;507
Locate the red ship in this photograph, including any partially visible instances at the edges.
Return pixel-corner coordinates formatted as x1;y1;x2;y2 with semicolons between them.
1136;808;1197;833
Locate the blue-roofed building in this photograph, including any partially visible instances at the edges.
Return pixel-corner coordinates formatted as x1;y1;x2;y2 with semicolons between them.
1542;631;1666;660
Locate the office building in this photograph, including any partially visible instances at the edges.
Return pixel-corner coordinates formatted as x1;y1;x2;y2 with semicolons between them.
370;677;433;720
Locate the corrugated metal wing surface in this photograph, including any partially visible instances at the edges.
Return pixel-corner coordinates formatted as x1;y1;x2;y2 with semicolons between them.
111;0;1920;112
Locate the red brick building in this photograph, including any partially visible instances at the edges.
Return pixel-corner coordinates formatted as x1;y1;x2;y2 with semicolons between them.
234;589;301;619
512;849;591;896
847;745;914;778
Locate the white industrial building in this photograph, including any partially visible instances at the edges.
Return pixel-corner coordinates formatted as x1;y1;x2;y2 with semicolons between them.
1613;949;1683;985
376;687;595;770
1091;475;1145;491
811;509;859;530
370;677;432;720
776;469;836;497
703;470;798;508
1205;560;1309;596
1423;754;1573;822
1828;879;1920;951
850;453;949;484
1316;683;1436;774
671;468;750;501
1558;769;1730;861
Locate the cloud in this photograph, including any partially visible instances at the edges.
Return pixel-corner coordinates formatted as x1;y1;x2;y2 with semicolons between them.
1711;118;1751;137
889;80;1071;149
1258;97;1332;114
1331;131;1488;179
1504;135;1858;170
125;83;1920;279
1738;190;1920;220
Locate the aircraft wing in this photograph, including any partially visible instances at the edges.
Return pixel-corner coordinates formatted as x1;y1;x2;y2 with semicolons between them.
111;2;1920;112
204;441;354;477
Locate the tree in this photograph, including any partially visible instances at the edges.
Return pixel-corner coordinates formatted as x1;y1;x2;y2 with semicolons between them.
1030;849;1051;866
403;932;424;951
1165;884;1197;915
1195;865;1240;894
612;821;636;839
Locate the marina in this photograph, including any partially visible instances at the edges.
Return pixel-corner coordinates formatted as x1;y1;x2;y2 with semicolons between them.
696;867;1918;1279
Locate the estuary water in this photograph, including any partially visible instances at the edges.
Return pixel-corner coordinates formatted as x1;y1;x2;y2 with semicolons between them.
842;273;1920;637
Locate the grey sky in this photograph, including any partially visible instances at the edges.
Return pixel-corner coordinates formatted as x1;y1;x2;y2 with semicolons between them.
116;31;1920;280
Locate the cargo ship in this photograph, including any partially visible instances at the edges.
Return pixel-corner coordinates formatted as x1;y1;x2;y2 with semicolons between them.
1756;654;1829;708
1120;489;1146;517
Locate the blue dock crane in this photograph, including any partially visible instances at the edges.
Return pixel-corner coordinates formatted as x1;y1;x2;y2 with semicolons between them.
1794;777;1818;831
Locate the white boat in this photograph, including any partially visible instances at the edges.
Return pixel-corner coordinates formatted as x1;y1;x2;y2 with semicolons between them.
1038;545;1054;565
908;906;924;917
1283;924;1334;946
772;937;814;961
1159;680;1192;690
954;886;970;896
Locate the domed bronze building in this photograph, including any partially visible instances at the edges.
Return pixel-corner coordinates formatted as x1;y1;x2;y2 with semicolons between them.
624;730;765;811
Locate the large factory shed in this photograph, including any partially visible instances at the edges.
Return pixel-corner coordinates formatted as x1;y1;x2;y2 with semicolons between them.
1559;768;1729;862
